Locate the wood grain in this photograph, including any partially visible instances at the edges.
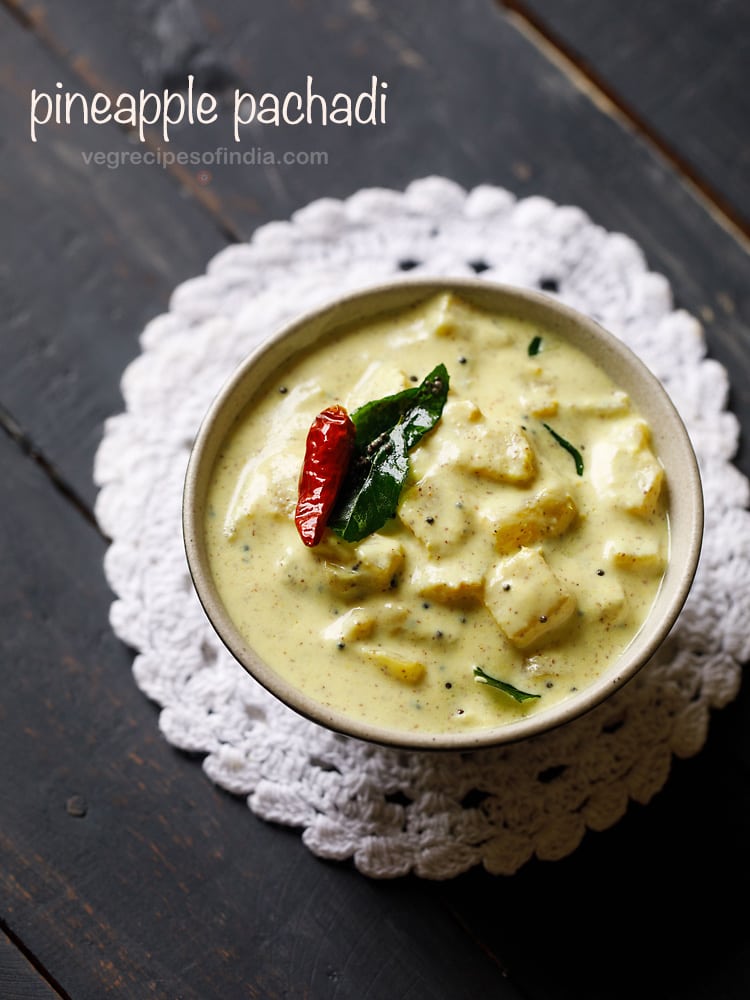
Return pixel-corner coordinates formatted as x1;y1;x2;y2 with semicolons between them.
0;3;228;508
0;930;63;1000
503;0;750;233
0;433;525;998
0;2;748;998
2;0;749;497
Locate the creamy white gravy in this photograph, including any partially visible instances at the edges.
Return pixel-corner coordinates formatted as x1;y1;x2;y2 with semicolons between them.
204;293;669;735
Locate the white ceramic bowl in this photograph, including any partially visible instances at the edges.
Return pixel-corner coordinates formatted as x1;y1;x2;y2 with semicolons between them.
183;279;703;750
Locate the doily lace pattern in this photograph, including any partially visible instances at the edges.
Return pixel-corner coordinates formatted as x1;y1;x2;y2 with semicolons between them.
94;178;748;879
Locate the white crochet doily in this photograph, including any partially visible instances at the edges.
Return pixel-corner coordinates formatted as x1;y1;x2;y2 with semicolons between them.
94;177;748;879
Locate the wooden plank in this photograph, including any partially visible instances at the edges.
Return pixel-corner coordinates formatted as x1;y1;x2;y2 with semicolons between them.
0;4;228;510
505;0;750;232
2;0;749;498
4;430;747;1000
441;730;750;1000
0;3;748;998
0;435;526;997
0;931;62;1000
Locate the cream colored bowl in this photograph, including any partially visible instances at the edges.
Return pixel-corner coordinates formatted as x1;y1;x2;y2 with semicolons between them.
183;279;703;750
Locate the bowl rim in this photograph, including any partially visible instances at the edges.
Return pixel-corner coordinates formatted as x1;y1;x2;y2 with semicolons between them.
183;277;704;751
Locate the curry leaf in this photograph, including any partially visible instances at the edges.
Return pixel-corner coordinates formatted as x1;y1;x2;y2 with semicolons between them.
542;422;584;476
350;363;450;450
329;364;449;542
473;665;541;703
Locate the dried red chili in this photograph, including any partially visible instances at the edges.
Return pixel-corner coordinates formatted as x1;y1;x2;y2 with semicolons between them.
295;405;356;547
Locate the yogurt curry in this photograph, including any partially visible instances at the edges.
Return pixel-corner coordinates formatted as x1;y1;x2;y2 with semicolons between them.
204;293;669;735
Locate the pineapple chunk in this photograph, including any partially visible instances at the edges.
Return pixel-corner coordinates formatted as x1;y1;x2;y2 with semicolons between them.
485;547;577;649
585;573;628;623
481;485;578;554
317;534;405;597
223;380;328;537
590;419;664;517
413;399;536;485
604;533;665;573
426;291;504;341
461;419;535;484
377;601;462;644
446;399;483;424
563;390;631;417
454;409;537;486
520;366;558;418
321;607;376;644
556;556;628;624
410;556;485;606
430;292;466;338
363;648;426;685
398;471;475;551
345;361;411;411
408;400;469;478
223;451;298;538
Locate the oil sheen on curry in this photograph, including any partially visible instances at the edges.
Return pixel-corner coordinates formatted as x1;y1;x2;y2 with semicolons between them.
204;293;669;735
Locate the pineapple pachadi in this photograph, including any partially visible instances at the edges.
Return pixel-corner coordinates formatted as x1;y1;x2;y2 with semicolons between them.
204;293;668;735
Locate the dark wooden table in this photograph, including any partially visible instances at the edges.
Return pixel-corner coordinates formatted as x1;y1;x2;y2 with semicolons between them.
2;2;749;997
